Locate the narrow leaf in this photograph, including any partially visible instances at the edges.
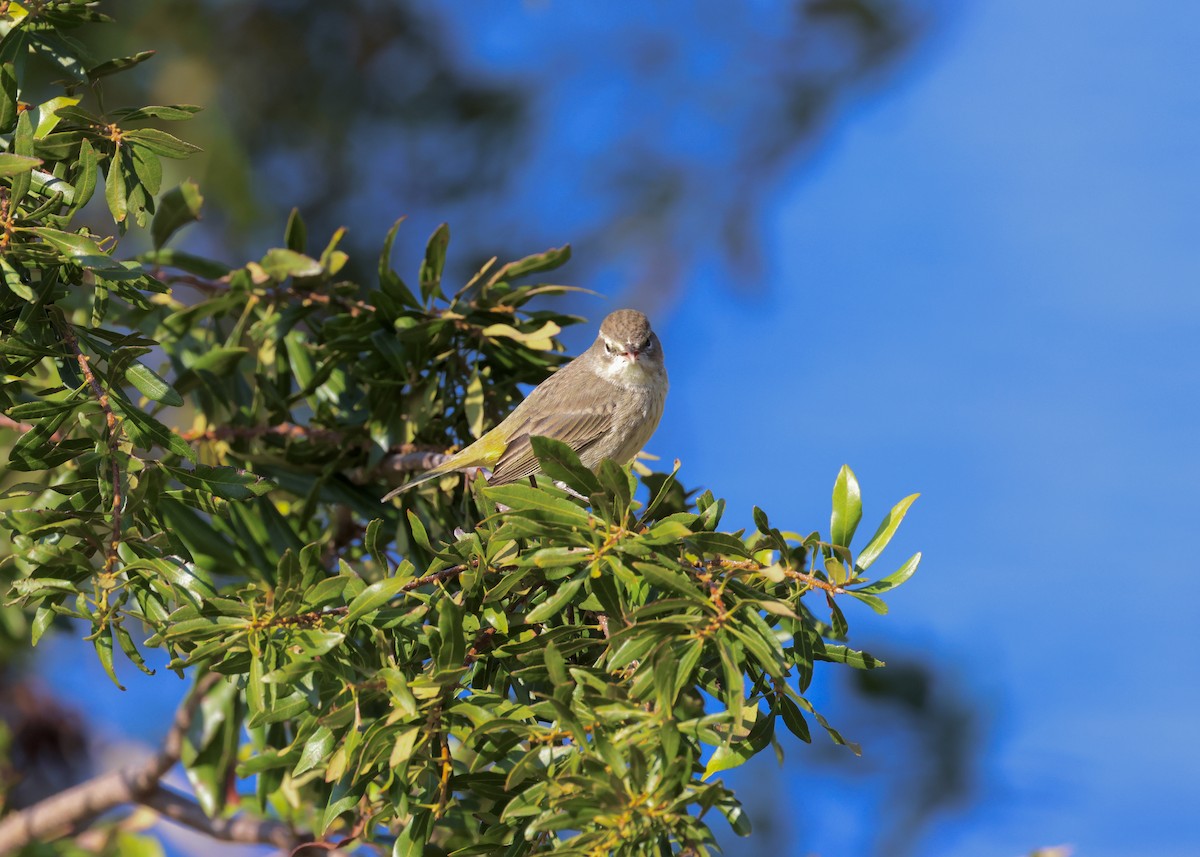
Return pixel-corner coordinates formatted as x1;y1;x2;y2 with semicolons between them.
524;576;584;624
151;180;203;249
856;551;921;595
0;153;42;177
830;464;862;548
125;361;184;406
855;493;919;571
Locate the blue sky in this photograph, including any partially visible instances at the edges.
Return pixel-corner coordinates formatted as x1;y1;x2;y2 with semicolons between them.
36;2;1200;855
663;2;1200;854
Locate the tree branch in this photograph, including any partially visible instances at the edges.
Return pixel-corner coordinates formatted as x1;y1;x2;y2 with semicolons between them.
141;784;297;849
0;673;238;852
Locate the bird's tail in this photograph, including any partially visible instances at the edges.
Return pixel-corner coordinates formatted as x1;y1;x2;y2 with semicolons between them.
380;467;453;502
381;431;503;502
380;448;491;501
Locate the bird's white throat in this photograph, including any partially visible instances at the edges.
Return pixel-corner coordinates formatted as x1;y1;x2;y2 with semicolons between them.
597;353;663;390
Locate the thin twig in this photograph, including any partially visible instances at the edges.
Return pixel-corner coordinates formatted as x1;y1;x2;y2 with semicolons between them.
251;563;484;630
0;413;35;434
161;271;376;317
179;421;346;445
378;449;455;476
464;627;498;666
709;558;845;595
60;322;123;577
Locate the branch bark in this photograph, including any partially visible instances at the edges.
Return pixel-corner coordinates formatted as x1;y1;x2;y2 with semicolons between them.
0;673;298;852
142;784;297;849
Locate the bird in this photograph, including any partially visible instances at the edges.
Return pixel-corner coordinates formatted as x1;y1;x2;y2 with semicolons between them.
382;308;667;500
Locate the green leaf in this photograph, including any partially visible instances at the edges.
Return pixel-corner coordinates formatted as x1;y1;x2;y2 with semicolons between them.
817;644;884;670
139;248;231;279
392;809;433;857
87;50;156;81
484;483;590;528
856;551;921;595
260;247;322;281
0;153;42;177
293;726;335;777
151;180;203;249
543;639;569;688
524;576;585;623
779;695;811;743
0;256;33;301
7;409;79;471
419;222;449;301
0;63;17;133
364;518;388;571
26;227;124;271
344;576;409;623
24;35;82;82
122;128;201;158
633;561;702;600
752;505;771;535
114;622;154;676
488;244;571;284
792;624;816;691
703;742;752;780
165;465;276;501
845;590;888;615
94;625;125;690
31;607;56;646
284;207;306;252
118;403;197;461
33;95;79;137
68;139;99;218
172;347;249;393
830;464;862;548
406;509;433;553
481;320;561;351
105;147;128;224
855;493;919;571
125;361;184;406
377;217;420;309
112;105;202;122
435;600;466;670
686;531;752;559
11;111;34;206
530;435;602;496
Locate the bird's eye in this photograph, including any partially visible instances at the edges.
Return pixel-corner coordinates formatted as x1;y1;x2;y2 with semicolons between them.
605;341;619;354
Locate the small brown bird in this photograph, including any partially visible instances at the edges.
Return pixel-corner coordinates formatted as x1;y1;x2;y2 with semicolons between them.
383;309;667;499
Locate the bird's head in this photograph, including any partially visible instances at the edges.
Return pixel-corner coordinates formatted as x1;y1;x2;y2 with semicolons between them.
594;309;666;387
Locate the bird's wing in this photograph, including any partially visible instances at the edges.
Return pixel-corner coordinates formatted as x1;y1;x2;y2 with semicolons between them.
488;372;616;486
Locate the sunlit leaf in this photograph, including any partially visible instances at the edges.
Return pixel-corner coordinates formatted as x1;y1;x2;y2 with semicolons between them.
830;464;862;548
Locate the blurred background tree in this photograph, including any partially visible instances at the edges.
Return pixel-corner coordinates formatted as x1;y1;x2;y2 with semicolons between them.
92;0;934;309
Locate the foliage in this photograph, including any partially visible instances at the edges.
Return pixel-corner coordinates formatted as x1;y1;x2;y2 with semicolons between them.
0;4;920;855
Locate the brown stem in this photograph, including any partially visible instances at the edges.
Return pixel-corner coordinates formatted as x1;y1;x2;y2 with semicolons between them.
161;271;376;317
378;449;454;476
709;558;845;595
59;322;123;577
257;563;484;629
179;421;346;445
